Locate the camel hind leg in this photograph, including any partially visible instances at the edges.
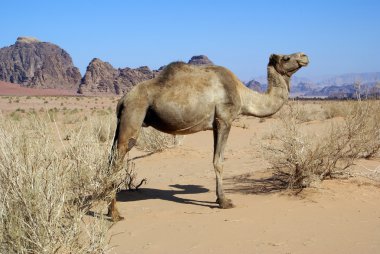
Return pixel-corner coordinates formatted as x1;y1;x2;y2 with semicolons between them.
107;99;148;221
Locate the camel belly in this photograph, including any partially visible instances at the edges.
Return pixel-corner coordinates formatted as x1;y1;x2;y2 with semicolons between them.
143;103;215;135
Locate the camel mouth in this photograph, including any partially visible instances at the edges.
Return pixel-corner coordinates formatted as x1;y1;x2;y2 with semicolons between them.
297;55;309;67
298;60;309;67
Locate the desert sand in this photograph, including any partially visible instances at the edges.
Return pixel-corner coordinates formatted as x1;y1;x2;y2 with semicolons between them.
108;117;380;254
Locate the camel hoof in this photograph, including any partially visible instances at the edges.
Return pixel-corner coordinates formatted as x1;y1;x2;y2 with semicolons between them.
107;211;125;222
217;198;235;209
112;215;125;222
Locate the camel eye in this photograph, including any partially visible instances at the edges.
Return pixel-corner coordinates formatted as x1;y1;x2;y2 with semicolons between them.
283;56;290;61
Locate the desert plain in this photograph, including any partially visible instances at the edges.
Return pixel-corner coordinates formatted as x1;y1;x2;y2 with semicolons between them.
0;90;379;254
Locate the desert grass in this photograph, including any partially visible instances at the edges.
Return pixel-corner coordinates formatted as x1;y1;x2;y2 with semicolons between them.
0;100;186;253
264;100;380;189
0;113;126;253
136;126;184;153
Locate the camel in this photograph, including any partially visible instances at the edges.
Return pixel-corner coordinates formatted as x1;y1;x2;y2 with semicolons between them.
108;52;309;221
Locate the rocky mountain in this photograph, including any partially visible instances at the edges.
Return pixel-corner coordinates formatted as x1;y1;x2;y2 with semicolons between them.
306;84;356;98
304;83;380;99
291;82;316;94
115;66;158;94
318;72;380;86
244;79;262;92
78;58;159;94
78;58;117;94
0;37;81;89
188;55;214;65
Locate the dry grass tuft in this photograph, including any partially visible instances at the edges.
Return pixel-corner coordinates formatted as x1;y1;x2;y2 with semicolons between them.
321;101;351;119
0;114;128;253
136;127;184;153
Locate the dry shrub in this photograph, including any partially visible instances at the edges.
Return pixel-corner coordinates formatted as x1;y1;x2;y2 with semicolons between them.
270;101;313;122
288;102;316;122
91;115;116;143
279;101;325;123
136;127;184;153
0;115;129;254
322;102;348;119
264;100;380;189
119;161;147;190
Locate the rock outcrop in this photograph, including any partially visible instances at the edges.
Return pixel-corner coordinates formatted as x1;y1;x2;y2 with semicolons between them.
245;79;262;92
0;37;81;89
187;55;214;65
78;59;159;94
115;66;157;94
78;58;118;94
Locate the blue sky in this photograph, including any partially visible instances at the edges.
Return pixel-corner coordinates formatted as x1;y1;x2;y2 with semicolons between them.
2;0;379;81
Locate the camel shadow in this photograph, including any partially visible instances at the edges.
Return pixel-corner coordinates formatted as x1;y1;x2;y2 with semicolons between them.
116;184;218;208
225;172;289;195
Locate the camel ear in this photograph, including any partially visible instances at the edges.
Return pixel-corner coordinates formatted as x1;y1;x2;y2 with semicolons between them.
269;54;279;65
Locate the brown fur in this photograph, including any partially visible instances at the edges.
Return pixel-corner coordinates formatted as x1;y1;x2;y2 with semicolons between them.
107;52;309;221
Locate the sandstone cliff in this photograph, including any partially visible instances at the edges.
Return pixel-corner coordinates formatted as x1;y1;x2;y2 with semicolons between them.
0;37;81;89
78;59;159;94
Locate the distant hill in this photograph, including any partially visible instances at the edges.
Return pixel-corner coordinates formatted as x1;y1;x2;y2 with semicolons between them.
244;79;262;92
0;37;81;89
305;83;380;99
188;55;214;66
78;58;159;95
318;72;380;86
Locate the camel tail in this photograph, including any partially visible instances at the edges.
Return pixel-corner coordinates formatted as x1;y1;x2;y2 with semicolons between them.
108;100;124;167
109;88;150;167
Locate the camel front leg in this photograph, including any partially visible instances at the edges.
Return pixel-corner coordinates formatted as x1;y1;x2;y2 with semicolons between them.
213;119;234;209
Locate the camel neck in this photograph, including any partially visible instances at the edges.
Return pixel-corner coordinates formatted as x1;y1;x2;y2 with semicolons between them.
239;66;289;117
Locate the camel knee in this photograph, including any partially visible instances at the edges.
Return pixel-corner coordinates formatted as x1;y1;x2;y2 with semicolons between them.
120;137;137;155
213;161;224;175
111;137;137;162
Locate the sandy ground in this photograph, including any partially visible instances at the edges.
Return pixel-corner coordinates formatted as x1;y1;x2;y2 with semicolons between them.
108;117;380;254
0;93;119;114
0;80;77;96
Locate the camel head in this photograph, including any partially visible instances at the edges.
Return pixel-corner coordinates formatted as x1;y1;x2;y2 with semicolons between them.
269;52;309;78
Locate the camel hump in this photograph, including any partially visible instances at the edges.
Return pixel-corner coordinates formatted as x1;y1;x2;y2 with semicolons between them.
157;61;193;83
